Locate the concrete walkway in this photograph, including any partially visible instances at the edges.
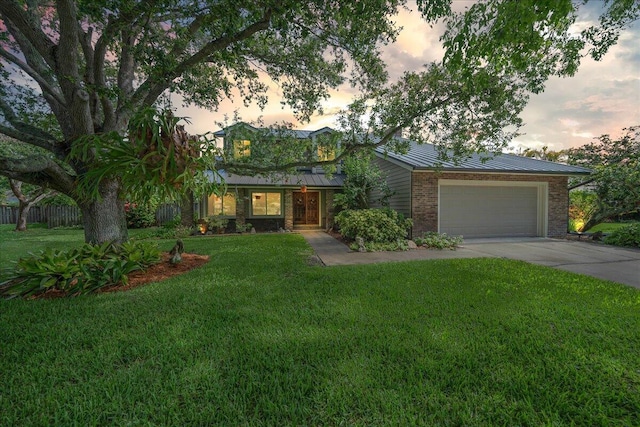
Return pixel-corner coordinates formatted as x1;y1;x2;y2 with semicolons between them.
300;231;640;289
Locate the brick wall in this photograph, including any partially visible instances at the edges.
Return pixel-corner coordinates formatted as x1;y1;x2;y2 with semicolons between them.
547;176;569;237
410;172;569;238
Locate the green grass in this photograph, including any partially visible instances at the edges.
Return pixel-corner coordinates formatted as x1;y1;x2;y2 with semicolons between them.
1;230;639;425
587;221;640;233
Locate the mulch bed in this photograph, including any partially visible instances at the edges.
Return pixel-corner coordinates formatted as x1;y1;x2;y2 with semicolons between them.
100;253;210;293
31;253;210;299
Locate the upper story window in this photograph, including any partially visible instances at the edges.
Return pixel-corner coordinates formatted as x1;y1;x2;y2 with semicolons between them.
233;139;251;159
317;146;336;162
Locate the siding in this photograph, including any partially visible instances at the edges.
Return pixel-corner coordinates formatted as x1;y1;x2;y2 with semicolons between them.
371;157;412;217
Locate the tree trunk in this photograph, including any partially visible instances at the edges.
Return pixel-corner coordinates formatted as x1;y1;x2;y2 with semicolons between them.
180;191;195;228
15;201;30;231
80;178;128;244
9;179;51;232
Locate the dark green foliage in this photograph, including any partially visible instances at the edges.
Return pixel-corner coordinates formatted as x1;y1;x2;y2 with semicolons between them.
349;239;409;252
568;126;640;231
336;208;412;243
125;200;158;229
414;231;463;249
132;225;195;240
0;241;161;298
604;223;640;248
333;151;393;210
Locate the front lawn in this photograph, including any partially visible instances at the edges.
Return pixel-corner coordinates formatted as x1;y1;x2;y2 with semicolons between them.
587;221;640;233
1;231;639;425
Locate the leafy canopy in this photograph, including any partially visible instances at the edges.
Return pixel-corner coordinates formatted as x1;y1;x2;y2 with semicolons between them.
567;126;640;229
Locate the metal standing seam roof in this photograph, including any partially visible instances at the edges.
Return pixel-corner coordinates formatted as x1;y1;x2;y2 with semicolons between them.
375;141;592;175
207;170;345;188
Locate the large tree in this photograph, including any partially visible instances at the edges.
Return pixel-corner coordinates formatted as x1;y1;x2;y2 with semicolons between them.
567;126;640;231
0;0;637;244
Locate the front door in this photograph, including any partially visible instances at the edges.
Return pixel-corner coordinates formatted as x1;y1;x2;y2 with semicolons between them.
293;191;319;225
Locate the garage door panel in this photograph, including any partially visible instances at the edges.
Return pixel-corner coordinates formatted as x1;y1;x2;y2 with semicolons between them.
439;185;539;238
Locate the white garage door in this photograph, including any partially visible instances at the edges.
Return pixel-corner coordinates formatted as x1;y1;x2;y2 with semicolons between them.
439;184;540;238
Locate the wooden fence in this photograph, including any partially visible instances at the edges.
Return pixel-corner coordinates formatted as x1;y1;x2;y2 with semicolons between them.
155;203;181;225
0;203;188;228
0;205;83;228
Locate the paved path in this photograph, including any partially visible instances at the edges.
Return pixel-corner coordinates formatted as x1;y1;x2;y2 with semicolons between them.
300;231;640;289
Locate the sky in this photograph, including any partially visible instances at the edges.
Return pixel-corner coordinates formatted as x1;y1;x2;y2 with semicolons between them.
176;1;640;152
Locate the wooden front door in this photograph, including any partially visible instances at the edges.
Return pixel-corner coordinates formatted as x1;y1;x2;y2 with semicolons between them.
293;191;319;225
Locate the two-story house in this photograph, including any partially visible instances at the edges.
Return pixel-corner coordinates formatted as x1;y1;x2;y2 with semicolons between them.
202;122;345;231
204;122;591;238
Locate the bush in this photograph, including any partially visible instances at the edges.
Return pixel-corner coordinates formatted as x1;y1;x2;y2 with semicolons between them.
604;224;640;248
350;239;409;252
336;208;412;244
206;215;229;232
568;190;598;232
125;200;158;228
414;232;463;250
133;225;194;240
0;241;161;298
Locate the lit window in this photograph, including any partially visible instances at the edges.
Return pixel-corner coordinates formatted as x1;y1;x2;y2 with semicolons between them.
208;193;236;216
317;146;335;161
252;192;281;216
233;140;251;159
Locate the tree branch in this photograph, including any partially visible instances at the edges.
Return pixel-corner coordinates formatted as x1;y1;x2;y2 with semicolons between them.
93;18;120;131
0;99;60;154
0;154;75;194
0;47;66;106
131;8;273;110
0;0;57;69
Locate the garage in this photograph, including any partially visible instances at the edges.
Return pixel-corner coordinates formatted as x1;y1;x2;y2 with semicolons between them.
438;181;546;238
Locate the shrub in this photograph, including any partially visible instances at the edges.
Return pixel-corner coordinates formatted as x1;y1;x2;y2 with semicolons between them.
125;200;159;228
350;239;409;252
207;215;229;232
568;190;598;232
414;232;463;250
604;224;640;248
132;224;194;240
235;222;252;233
336;208;412;244
0;241;161;298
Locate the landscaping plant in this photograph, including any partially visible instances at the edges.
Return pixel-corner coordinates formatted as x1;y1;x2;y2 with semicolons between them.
336;208;412;250
0;241;161;298
125;198;159;229
414;231;463;249
604;223;640;248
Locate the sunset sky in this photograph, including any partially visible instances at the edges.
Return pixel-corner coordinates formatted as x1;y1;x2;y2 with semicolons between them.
176;1;639;152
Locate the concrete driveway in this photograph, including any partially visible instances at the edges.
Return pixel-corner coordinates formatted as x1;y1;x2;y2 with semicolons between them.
462;238;640;288
301;232;640;289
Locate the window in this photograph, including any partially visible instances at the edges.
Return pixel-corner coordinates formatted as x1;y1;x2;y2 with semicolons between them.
208;193;236;216
252;192;281;216
317;146;335;161
233;139;251;159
